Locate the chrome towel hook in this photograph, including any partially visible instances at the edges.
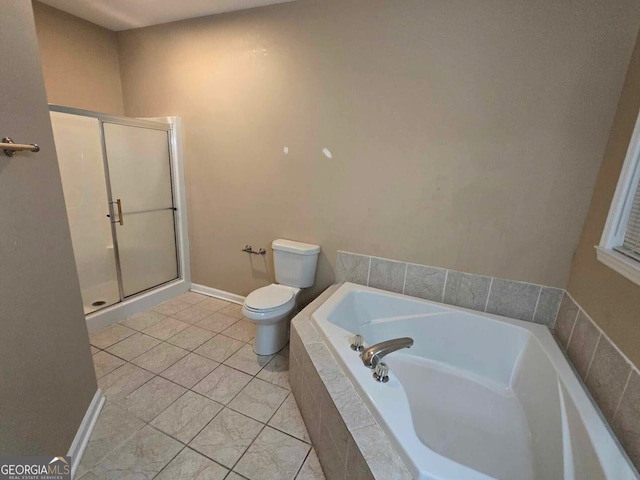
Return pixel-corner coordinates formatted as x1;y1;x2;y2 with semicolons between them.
1;137;40;157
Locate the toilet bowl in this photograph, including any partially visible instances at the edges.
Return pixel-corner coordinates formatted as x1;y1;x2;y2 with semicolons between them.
242;239;320;356
242;284;299;355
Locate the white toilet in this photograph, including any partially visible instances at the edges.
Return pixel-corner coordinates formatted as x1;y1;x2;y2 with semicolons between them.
242;239;320;355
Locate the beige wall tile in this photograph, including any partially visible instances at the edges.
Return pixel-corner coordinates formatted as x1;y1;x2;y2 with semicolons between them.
612;371;640;470
345;436;374;480
368;258;406;294
554;293;579;349
533;287;563;327
335;252;370;285
585;336;632;422
403;264;446;302
443;271;491;311
486;279;540;321
566;311;601;379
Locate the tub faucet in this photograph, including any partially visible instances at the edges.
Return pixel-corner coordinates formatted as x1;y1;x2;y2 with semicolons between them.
361;337;413;369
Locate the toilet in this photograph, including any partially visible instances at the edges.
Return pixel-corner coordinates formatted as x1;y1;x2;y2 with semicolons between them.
242;239;320;355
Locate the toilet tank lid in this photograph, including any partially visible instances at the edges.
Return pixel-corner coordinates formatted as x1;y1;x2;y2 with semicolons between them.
272;239;321;255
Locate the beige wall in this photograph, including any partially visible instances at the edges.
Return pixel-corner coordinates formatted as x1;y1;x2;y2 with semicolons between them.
117;0;640;302
33;1;124;115
568;29;640;368
0;1;96;455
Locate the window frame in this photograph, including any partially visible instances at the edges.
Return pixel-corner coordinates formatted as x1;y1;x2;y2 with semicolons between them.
597;109;640;286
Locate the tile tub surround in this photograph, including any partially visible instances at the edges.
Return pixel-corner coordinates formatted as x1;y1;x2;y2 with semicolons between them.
290;285;412;480
335;250;640;473
335;251;564;326
83;291;325;480
554;291;640;470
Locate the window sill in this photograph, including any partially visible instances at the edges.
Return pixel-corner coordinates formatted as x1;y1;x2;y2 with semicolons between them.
595;246;640;287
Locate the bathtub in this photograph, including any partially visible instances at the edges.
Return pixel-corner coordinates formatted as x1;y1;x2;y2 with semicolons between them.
311;283;637;480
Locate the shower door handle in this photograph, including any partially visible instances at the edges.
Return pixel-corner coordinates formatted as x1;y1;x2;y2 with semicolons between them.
115;198;124;226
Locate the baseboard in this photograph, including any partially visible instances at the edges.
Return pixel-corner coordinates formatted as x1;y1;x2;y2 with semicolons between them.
190;283;246;305
68;389;105;479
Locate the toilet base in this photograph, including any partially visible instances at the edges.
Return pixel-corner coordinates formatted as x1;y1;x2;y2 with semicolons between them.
253;319;289;356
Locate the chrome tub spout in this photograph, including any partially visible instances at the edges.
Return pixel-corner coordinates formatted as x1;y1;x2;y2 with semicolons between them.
361;337;413;368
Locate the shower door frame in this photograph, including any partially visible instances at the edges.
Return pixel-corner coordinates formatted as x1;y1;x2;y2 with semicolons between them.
50;105;191;333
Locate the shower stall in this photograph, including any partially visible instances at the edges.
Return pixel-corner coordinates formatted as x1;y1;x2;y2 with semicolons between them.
49;106;190;330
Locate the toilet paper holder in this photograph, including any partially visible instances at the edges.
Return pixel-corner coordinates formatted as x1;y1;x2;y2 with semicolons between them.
242;245;266;255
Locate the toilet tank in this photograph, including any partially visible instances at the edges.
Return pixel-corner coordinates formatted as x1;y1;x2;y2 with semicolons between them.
272;239;321;288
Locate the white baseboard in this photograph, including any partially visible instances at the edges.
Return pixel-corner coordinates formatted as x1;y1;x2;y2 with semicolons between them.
190;283;246;305
68;389;105;479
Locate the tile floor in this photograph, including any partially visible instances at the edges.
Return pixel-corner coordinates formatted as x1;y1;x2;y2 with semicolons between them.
81;292;325;480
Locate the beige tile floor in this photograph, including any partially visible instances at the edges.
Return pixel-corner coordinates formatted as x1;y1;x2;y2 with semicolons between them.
80;292;325;480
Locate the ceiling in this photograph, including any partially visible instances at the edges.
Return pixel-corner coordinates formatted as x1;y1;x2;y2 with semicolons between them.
38;0;297;31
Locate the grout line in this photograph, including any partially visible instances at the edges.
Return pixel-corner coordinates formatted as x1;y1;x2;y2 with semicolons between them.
483;278;494;312
441;270;449;303
584;333;602;381
293;447;314;480
401;263;408;294
342;437;351;479
613;369;633;422
531;287;542;323
565;308;581;351
229;423;268;473
365;257;371;286
549;290;564;330
151;443;186;479
225;471;249;480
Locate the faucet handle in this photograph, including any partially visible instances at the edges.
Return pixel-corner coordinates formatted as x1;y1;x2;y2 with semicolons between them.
373;362;389;383
350;334;364;352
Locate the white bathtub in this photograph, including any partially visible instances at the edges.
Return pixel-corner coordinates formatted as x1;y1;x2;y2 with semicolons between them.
311;283;637;480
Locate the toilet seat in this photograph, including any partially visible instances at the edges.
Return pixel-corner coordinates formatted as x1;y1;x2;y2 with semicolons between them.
244;284;296;313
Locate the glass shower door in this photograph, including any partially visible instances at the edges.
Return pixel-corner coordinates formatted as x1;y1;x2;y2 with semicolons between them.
50;112;120;313
103;122;178;297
